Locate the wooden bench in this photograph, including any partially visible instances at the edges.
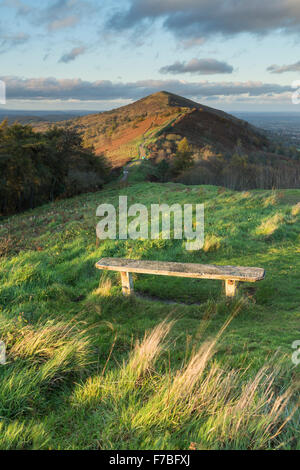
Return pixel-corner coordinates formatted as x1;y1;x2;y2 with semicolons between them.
95;258;265;298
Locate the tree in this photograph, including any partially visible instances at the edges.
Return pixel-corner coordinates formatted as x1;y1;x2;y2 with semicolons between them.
0;123;111;216
172;137;194;175
156;159;170;182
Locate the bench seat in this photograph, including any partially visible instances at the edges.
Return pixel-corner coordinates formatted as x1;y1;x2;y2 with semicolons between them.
95;258;265;298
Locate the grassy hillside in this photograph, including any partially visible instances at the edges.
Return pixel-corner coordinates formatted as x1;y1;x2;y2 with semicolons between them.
0;182;299;449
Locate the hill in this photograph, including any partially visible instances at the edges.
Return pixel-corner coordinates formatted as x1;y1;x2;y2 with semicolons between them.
0;182;299;449
33;91;270;168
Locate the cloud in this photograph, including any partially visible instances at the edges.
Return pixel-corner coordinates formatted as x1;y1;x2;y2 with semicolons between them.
48;15;80;31
0;32;30;54
2;0;32;16
181;37;206;49
59;46;87;63
6;0;95;32
160;58;233;75
38;0;87;31
107;0;300;39
2;0;91;31
0;76;291;102
267;61;300;73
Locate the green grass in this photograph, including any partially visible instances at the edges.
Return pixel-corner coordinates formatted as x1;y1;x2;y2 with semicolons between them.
0;183;299;449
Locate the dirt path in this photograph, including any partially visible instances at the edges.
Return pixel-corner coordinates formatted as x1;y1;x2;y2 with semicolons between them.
139;143;146;159
120;169;129;183
121;120;155;182
120;113;182;182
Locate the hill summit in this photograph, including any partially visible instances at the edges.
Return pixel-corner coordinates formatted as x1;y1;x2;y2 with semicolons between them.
35;91;269;168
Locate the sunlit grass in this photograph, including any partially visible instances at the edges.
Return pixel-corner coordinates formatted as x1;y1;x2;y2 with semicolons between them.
255;212;285;237
203;234;222;252
70;319;298;450
291;202;300;217
0;183;299;449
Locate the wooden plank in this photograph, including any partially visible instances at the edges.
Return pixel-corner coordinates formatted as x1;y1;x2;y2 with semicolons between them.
120;272;134;296
225;280;238;297
96;258;265;282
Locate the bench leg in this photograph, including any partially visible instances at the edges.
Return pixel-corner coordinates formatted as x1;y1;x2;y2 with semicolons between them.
225;280;238;298
120;272;134;296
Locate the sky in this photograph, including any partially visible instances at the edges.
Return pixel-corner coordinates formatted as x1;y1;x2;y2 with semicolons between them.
1;0;300;112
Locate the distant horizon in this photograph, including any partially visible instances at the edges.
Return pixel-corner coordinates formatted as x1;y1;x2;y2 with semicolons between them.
2;105;300;116
2;109;300;115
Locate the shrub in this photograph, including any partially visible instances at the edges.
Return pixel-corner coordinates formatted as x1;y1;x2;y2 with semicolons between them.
172;138;194;175
0;121;110;215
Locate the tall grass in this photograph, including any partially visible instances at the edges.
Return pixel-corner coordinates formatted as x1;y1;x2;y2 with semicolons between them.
0;421;49;450
72;318;298;450
0;317;93;419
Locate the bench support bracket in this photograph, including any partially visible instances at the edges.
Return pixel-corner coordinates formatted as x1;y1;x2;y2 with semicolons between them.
225;280;238;298
120;272;134;296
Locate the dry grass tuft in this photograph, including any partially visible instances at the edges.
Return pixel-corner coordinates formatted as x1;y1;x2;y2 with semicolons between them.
256;213;284;237
203;234;222;252
0;318;92;378
71;315;297;449
241;191;251;199
125;318;175;381
263;191;283;207
8;321;88;363
291;202;300;217
201;365;294;449
95;276;113;297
